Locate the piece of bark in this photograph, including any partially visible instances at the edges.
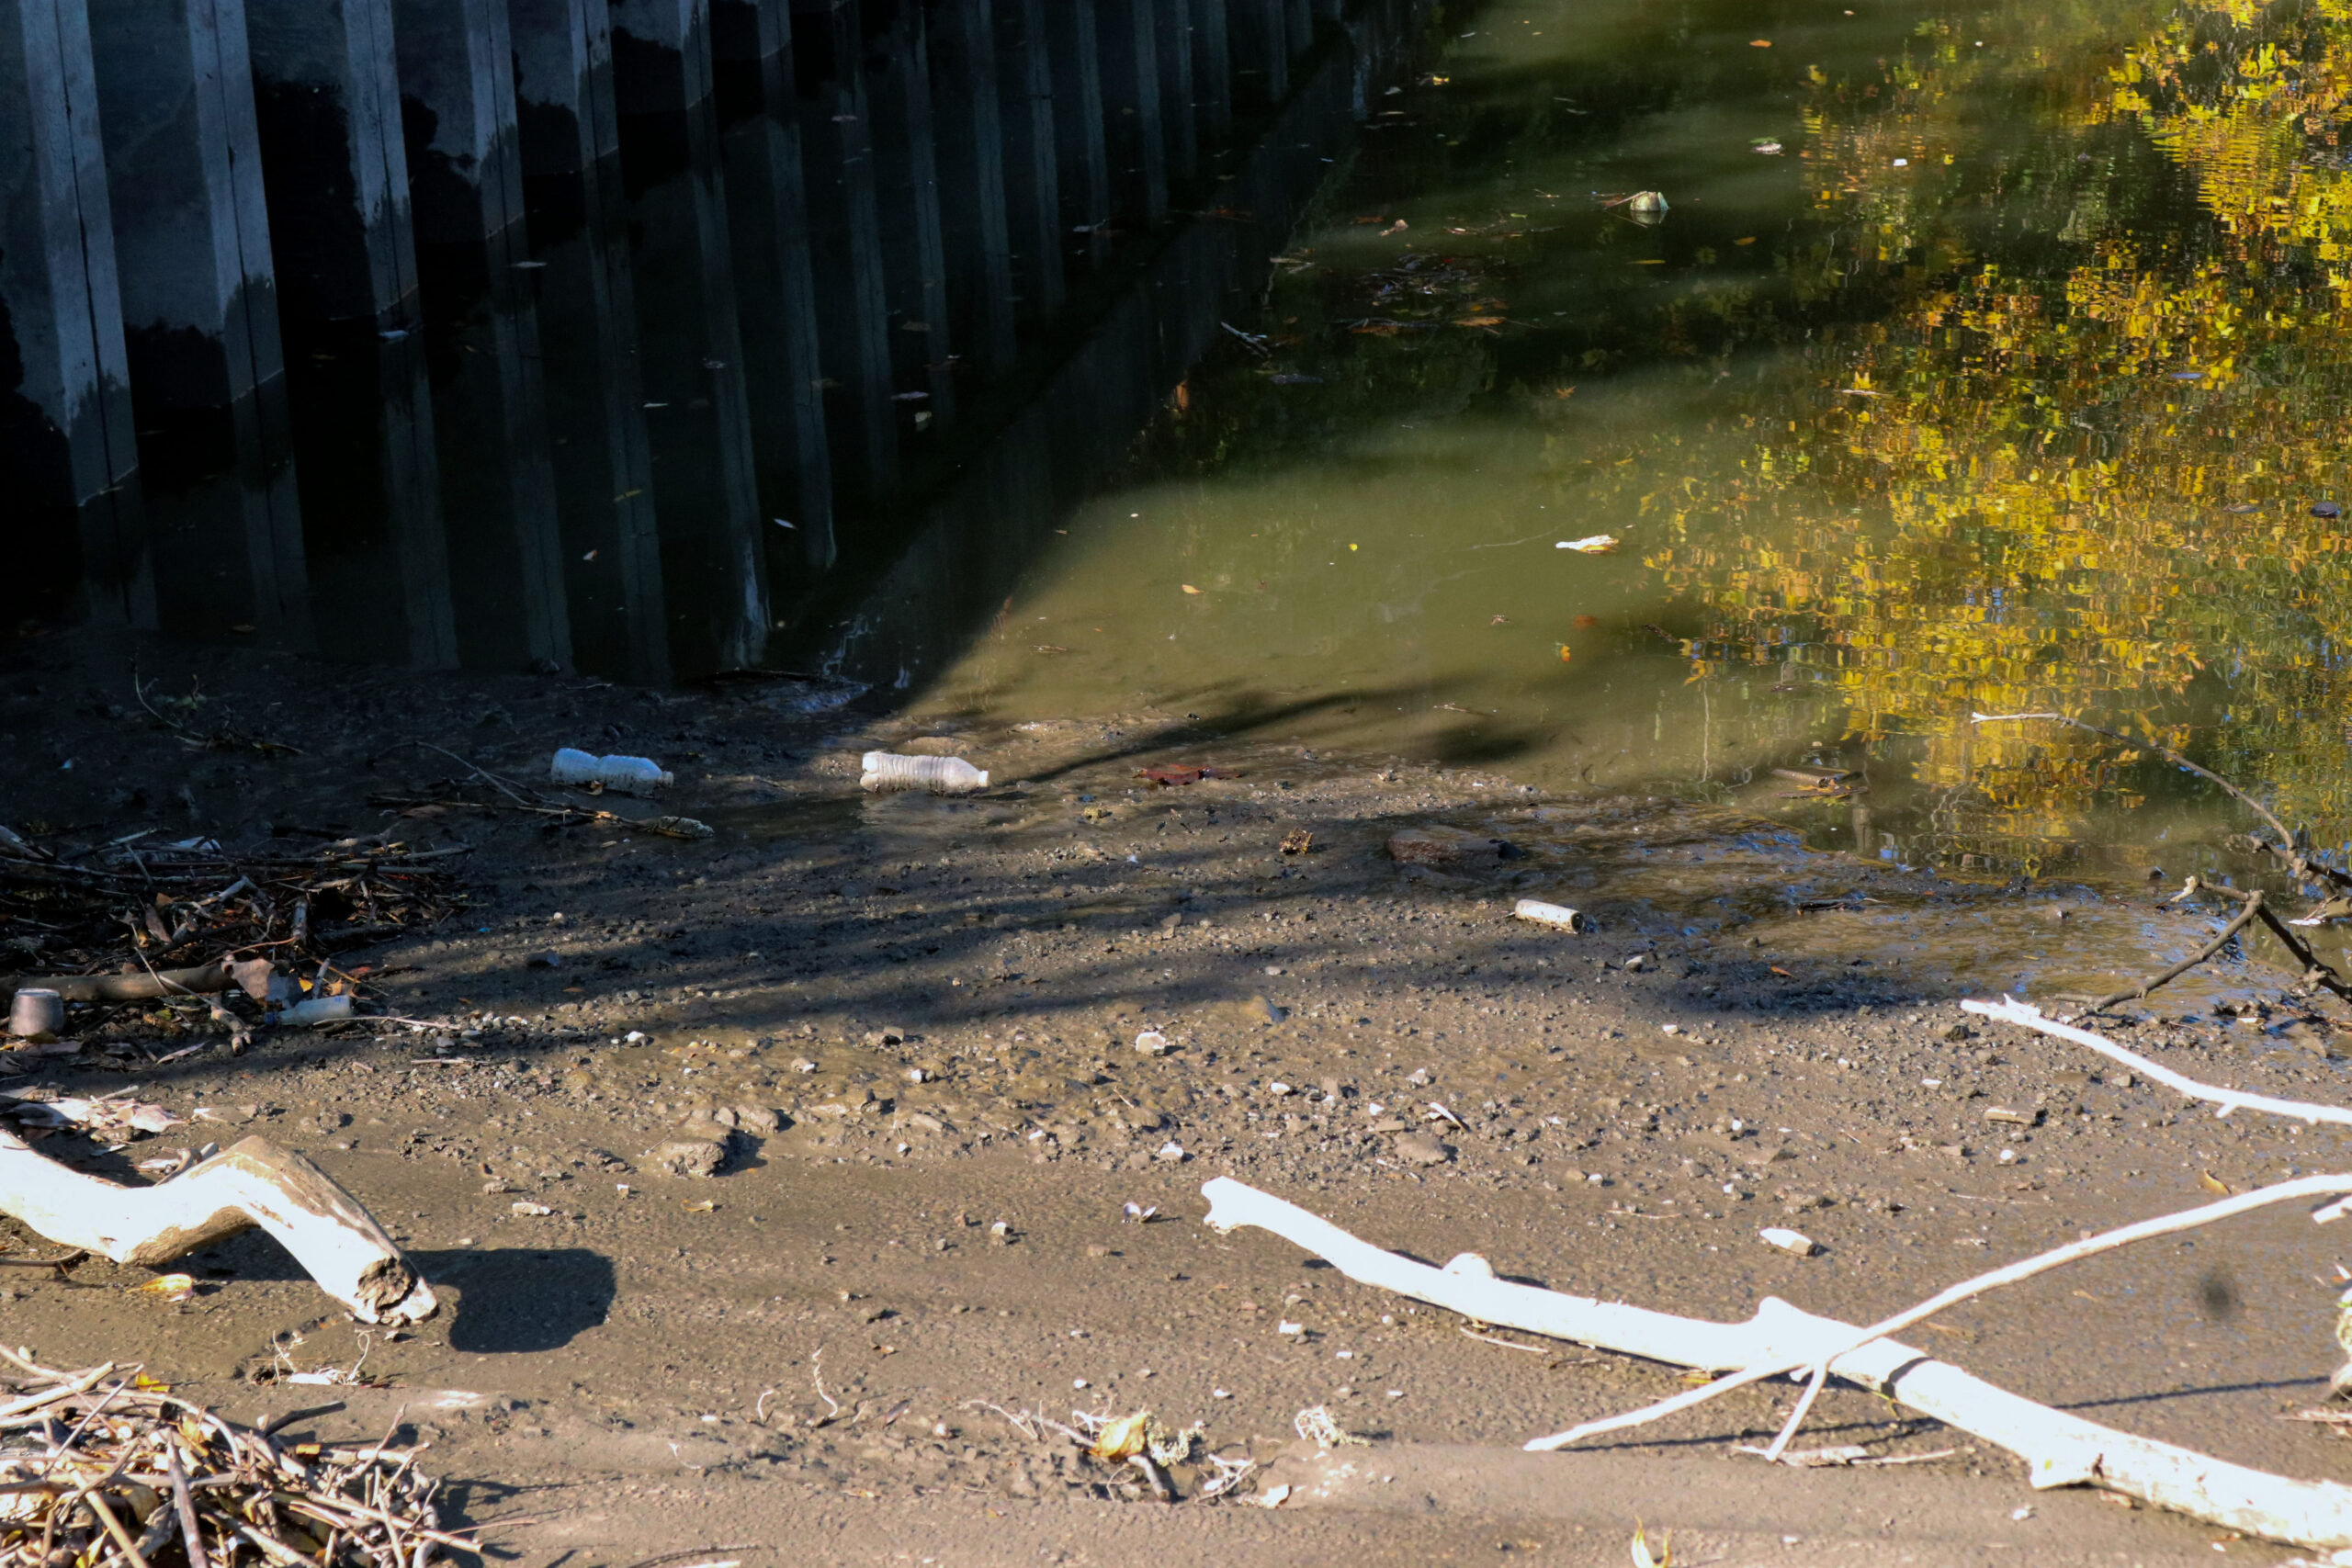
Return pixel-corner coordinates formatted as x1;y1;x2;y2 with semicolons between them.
6;963;234;1004
0;1127;435;1324
1201;1177;2352;1552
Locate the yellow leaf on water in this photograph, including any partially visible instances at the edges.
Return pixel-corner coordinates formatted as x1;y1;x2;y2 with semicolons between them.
1182;584;1203;595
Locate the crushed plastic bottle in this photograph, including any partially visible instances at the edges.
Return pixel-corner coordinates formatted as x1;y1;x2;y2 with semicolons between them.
550;748;673;795
860;750;989;794
279;994;355;1027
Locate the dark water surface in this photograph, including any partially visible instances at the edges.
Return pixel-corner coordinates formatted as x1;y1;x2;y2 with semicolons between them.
892;0;2352;905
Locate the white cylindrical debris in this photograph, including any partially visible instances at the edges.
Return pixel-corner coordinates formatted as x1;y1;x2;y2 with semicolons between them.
7;988;63;1039
1513;898;1589;931
280;994;356;1027
861;750;989;794
550;748;674;794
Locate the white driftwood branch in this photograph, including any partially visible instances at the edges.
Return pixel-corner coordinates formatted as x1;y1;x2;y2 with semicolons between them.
0;1128;436;1325
1200;1176;2352;1551
1725;1173;2352;1462
1962;997;2352;1126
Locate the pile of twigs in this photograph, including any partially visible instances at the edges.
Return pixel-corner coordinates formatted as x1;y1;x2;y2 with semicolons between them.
0;829;467;997
0;1347;469;1568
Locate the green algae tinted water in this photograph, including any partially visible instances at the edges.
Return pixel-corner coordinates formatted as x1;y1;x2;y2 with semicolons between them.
910;0;2352;892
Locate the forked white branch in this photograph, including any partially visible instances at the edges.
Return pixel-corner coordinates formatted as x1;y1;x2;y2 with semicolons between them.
1202;1176;2352;1553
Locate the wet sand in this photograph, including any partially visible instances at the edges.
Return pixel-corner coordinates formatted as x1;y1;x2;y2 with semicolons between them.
0;629;2342;1565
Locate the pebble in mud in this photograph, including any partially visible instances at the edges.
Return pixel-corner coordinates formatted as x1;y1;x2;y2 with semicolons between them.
1395;1131;1453;1167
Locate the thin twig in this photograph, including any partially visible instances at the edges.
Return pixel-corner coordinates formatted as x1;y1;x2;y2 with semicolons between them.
616;1547;758;1568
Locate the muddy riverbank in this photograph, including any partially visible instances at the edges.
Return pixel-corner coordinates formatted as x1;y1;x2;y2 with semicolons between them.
2;629;2347;1563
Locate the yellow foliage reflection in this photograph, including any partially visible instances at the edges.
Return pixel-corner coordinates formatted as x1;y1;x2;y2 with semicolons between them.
1643;0;2352;859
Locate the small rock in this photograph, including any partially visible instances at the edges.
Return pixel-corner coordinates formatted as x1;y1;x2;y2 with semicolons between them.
735;1106;784;1134
1156;1141;1187;1162
1134;1031;1170;1056
1759;1227;1817;1257
526;951;562;969
1395;1132;1453;1167
652;1138;729;1178
793;1058;818;1073
510;1201;554;1217
1237;995;1286;1026
1624;953;1651;973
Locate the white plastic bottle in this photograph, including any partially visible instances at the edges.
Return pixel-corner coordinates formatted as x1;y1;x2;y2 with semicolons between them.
550;748;674;795
861;750;989;794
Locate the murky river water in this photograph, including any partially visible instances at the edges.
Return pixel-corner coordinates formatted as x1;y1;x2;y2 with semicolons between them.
903;0;2352;909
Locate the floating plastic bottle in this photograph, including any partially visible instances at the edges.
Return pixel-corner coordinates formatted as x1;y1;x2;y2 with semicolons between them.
1512;898;1589;931
550;748;673;795
861;750;989;794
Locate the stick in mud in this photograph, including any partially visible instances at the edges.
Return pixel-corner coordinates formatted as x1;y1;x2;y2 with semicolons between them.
1963;996;2352;1126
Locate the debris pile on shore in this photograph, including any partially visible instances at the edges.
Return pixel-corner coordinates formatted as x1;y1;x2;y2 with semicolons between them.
0;1348;466;1568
